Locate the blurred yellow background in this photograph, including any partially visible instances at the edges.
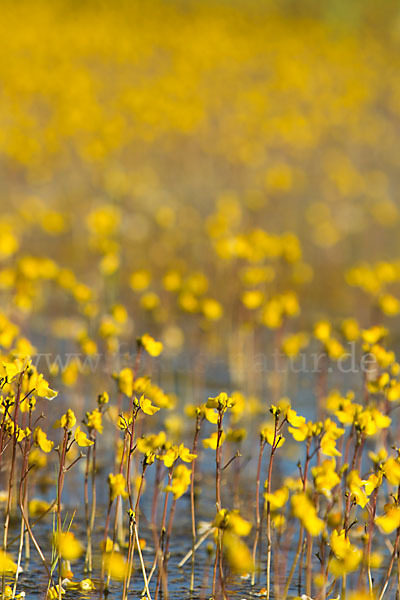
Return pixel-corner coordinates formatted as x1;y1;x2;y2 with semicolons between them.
1;0;400;380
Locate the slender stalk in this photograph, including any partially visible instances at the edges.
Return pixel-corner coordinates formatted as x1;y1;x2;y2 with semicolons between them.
212;409;224;599
151;459;162;527
190;413;202;592
215;412;223;512
265;412;284;599
305;531;313;596
364;486;379;595
2;372;24;600
56;428;68;600
154;468;173;600
13;406;32;598
106;477;127;589
87;433;97;572
162;496;177;589
133;514;152;600
343;434;362;533
83;440;92;572
378;526;400;600
123;460;148;598
281;438;311;600
251;437;266;585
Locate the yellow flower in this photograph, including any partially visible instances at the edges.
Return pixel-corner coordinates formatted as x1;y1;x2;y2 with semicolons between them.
364;472;382;495
326;338;345;360
15;426;30;443
320;419;345;457
29;498;52;517
286;407;306;427
206;392;234;412
361;326;387;345
228;511;252;536
264;486;289;511
2;584;14;599
117;412;132;430
28;448;47;470
337;405;361;427
163;269;181;291
1;360;23;383
260;425;285;448
100;253;119;276
111;304;128;323
320;436;340;457
367;373;390;394
178;443;197;462
383;456;400;486
202;298;223;321
379;293;400;316
87;204;120;237
179;291;198;313
213;509;252;537
387;379;400;401
356;408;391;436
30;371;58;400
314;320;331;342
33;426;54;453
368;447;387;464
55;531;84;561
165;464;192;499
369;344;395;368
289;421;313;441
223;531;254;575
108;473;128;501
129;269;151;291
61;360;80;387
103;552;128;580
261;298;283;329
282;291;300;316
291;492;324;536
213;510;253;574
20;394;36;413
272;513;286;531
136;431;166;453
54;409;76;430
140;291;160;311
98;391;109;405
312;459;340;498
114;368;134;397
48;585;65;598
341;318;360;342
139;333;163;357
87;408;103;433
281;332;309;357
376;506;400;534
157;446;179;467
75;426;94;447
329;530;362;575
203;431;226;450
144;451;155;466
99;316;119;339
80;335;98;356
204;406;219;424
100;537;114;553
347;470;369;508
0;550;17;573
241;289;264;310
139;395;160;416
